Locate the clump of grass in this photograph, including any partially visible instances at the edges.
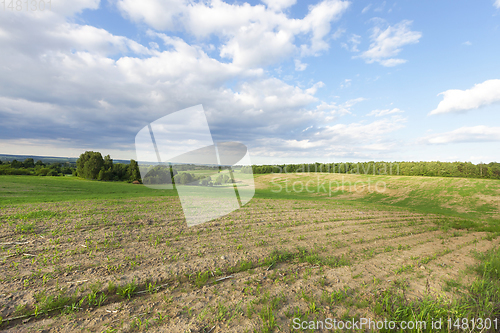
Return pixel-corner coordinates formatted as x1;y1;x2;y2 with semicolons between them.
259;295;283;333
475;247;500;280
193;271;211;287
117;280;138;299
376;247;500;332
107;281;116;293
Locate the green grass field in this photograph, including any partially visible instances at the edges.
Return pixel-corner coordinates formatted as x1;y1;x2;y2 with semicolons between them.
0;175;176;205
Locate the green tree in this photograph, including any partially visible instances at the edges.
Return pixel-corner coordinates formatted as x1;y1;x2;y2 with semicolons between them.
103;155;113;171
23;158;35;168
76;151;104;180
11;159;22;168
128;159;141;182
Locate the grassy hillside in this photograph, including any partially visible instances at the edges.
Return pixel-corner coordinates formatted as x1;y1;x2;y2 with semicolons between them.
0;175;175;205
254;173;500;228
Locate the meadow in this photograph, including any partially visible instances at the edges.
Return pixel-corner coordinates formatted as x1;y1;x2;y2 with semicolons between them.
0;173;499;332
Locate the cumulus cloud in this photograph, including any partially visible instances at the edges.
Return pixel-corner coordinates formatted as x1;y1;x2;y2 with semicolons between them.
0;10;331;153
250;115;406;161
367;108;403;117
358;20;421;67
117;0;350;68
429;79;500;115
0;0;410;163
420;126;500;144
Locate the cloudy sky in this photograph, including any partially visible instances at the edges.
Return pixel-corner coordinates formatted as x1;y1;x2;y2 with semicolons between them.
1;0;499;164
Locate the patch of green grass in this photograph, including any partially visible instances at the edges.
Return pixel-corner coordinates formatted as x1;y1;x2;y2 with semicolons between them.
255;174;500;233
376;247;500;332
15;221;35;233
117;280;138;299
0;175;176;205
193;271;212;287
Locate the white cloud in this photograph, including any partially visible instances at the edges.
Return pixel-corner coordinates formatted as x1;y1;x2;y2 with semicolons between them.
0;10;335;152
420;126;500;144
50;0;101;16
299;0;351;56
429;79;500;115
495;0;500;8
0;0;416;163
377;58;407;67
318;115;406;140
117;0;186;31
294;59;308;71
116;0;350;68
251;115;406;159
462;41;472;46
358;20;421;67
315;97;365;117
361;4;371;13
367;108;403;117
219;25;296;68
261;0;297;11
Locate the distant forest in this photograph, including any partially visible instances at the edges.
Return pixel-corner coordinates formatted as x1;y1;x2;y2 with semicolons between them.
0;151;141;182
243;161;500;180
3;153;500;181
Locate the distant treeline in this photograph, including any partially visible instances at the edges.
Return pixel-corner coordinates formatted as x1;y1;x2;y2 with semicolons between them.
0;151;141;182
243;161;500;179
0;158;74;176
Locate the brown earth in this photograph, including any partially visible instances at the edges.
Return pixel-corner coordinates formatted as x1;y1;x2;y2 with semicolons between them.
0;194;498;332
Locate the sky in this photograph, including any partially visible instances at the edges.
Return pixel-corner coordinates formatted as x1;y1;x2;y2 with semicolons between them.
1;0;500;164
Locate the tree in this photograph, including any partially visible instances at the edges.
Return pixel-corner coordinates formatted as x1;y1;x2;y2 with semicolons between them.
128;159;141;182
11;160;22;168
23;158;35;168
103;155;113;171
112;163;128;181
76;151;104;180
174;172;194;185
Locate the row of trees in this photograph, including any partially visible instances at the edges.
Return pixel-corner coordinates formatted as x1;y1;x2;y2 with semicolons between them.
248;161;500;180
0;153;142;182
76;151;141;182
0;158;74;176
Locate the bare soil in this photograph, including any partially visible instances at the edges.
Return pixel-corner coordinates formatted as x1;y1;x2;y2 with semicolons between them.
0;193;497;332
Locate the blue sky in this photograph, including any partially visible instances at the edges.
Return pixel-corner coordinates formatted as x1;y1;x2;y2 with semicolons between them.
1;0;499;164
